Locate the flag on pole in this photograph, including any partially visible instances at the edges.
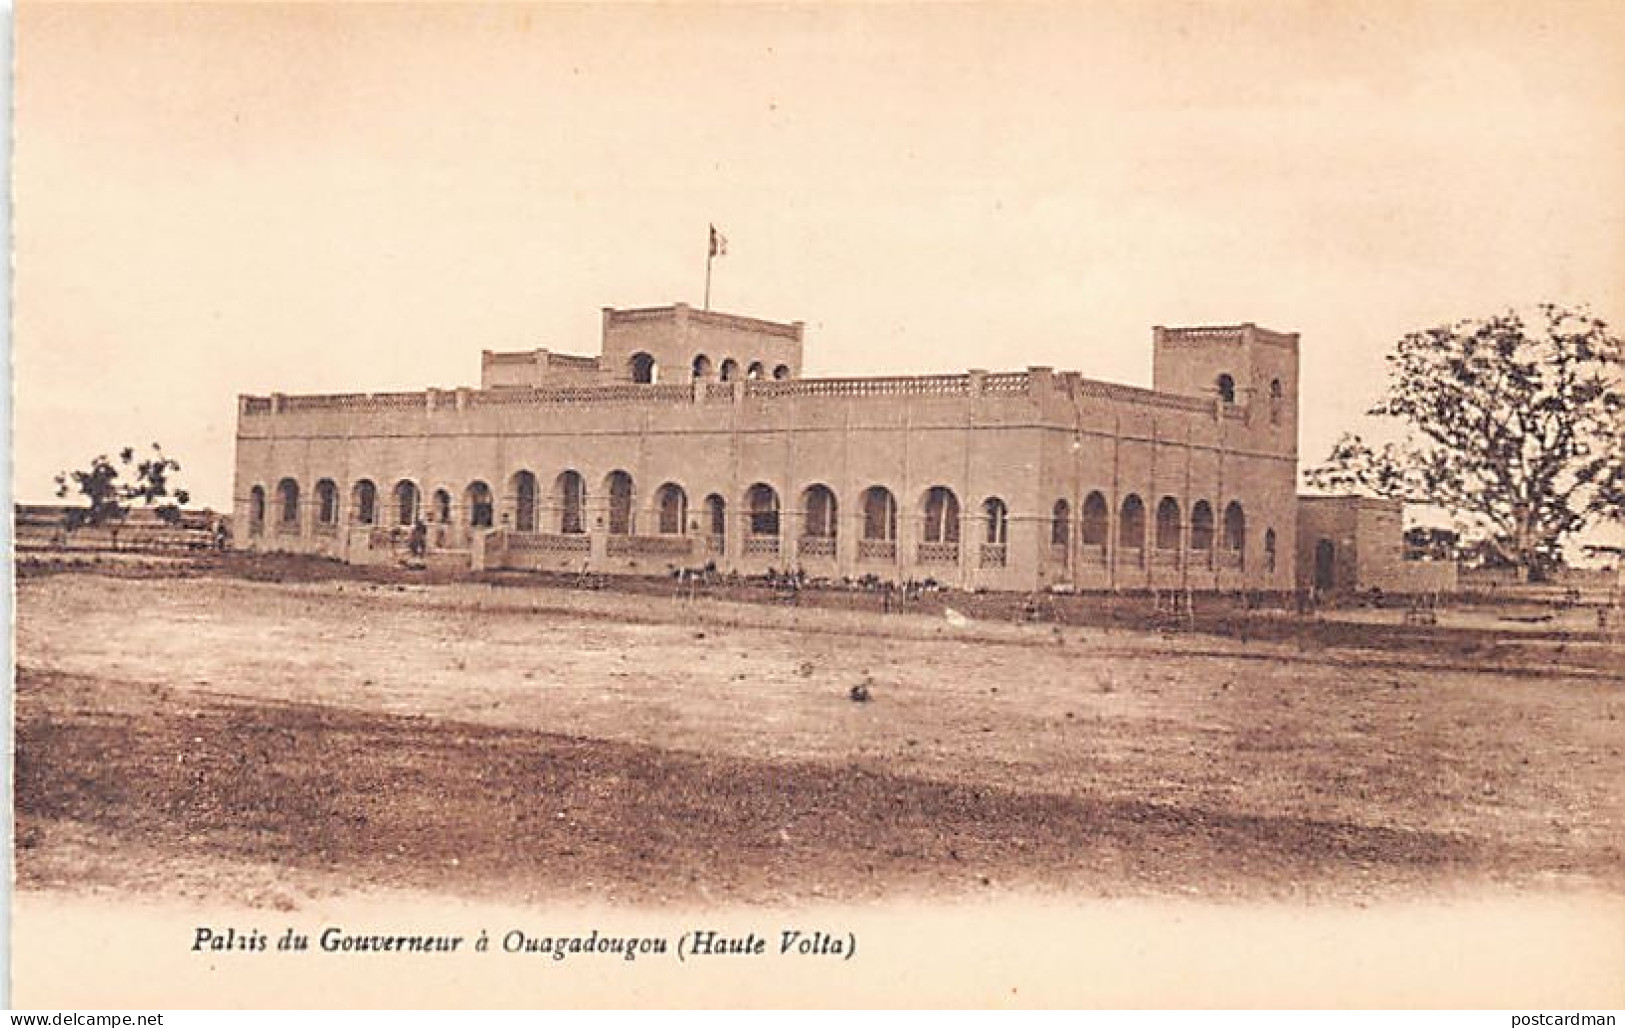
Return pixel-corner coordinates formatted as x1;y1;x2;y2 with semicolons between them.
709;224;728;258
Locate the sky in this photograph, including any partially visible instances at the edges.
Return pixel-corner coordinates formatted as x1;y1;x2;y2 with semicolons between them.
13;1;1625;508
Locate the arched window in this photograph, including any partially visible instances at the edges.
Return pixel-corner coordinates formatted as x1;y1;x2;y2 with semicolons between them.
433;489;452;524
704;494;727;538
692;354;712;380
605;470;634;535
1224;501;1246;552
1190;500;1214;550
1082;491;1109;546
1155;497;1181;550
276;479;300;527
1269;378;1283;425
922;487;960;544
249;485;266;536
554;470;584;534
315;479;339;526
465;482;493;528
394;480;420;526
719;358;739;382
1119;494;1145;549
983;497;1008;546
772;364;791;380
861;486;897;541
511;470;537;533
629;352;657;384
1216;373;1236;404
746;483;780;536
1051;500;1071;548
655;482;687;535
352;480;377;525
746;361;765;381
802;485;837;539
1264;527;1277;572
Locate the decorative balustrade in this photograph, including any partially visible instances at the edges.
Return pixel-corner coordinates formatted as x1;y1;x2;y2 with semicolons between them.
1068;377;1214;415
979;543;1008;568
798;536;836;559
1151;548;1181;567
857;538;897;562
607;535;695;558
979;372;1030;394
1050;543;1069;564
744;373;983;400
275;520;302;536
1117;546;1144;567
1217;549;1244;570
242;370;1045;416
1077;543;1108;564
704;534;725;555
917;541;959;565
742;536;780;557
507;532;589;554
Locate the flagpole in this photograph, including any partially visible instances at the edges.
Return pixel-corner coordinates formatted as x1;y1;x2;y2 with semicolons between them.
705;248;713;311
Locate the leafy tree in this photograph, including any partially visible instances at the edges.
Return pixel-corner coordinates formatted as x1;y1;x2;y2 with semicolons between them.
1304;305;1624;580
54;444;192;541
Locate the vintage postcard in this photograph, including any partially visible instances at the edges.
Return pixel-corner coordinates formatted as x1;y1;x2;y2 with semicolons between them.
10;1;1625;1009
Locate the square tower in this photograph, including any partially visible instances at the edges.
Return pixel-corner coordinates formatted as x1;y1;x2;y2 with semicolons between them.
1152;322;1299;451
601;303;805;384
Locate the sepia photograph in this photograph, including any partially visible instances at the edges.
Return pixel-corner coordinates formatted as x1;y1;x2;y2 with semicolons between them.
9;0;1625;1010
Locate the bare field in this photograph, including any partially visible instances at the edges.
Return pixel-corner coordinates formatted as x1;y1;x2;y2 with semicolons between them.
14;570;1625;907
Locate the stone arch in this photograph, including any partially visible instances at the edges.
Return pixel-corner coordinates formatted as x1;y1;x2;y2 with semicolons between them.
704;493;727;538
922;486;960;544
1155;497;1181;550
510;470;538;532
315;479;339;526
1269;378;1284;425
1216;373;1236;404
692;354;712;380
861;486;898;541
1082;491;1109;546
801;484;838;539
628;352;657;384
431;488;451;524
393;479;420;526
745;482;780;537
604;470;634;535
277;478;300;527
746;360;765;381
1051;499;1071;548
1118;494;1146;550
1314;538;1337;591
352;480;377;525
655;482;688;535
1190;500;1215;551
248;485;266;536
465;481;494;528
554;470;584;534
719;358;739;382
772;363;791;380
1264;527;1278;572
982;496;1008;546
1224;501;1246;553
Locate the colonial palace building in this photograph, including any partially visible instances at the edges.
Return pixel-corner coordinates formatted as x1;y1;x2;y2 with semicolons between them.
235;302;1300;592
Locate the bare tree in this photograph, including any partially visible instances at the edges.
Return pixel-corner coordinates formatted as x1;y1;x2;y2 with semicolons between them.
1304;305;1624;580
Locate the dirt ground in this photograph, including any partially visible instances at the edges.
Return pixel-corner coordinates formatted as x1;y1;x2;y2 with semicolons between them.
14;568;1625;909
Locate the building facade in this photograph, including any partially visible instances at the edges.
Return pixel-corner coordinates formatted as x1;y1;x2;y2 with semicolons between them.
1296;495;1458;595
234;303;1301;592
